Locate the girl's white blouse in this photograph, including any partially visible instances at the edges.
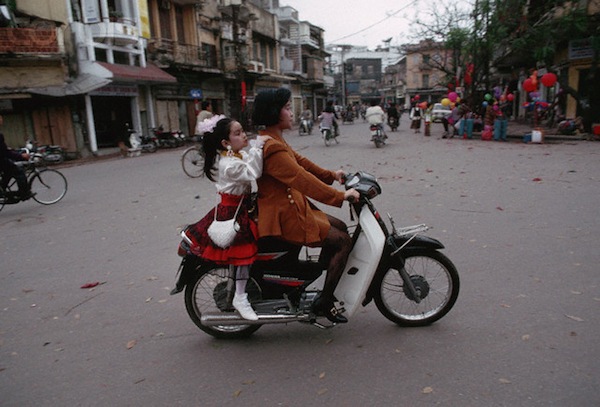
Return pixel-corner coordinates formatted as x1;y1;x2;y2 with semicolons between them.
215;144;264;196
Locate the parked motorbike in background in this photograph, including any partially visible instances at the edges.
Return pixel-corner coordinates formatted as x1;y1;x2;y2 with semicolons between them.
370;124;386;148
172;171;460;339
25;140;65;164
152;125;184;148
127;126;157;153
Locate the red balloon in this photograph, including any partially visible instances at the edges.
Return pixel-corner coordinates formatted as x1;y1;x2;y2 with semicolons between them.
523;78;536;92
541;72;557;87
507;93;514;101
414;95;420;100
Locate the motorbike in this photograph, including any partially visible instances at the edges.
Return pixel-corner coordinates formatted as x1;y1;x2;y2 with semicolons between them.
128;127;157;153
298;118;312;136
25;140;64;164
171;171;460;339
342;110;354;124
320;125;339;147
370;124;386;148
152;126;183;148
388;116;399;132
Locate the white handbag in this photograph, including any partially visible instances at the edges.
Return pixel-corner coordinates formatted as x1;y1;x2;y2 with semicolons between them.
207;197;243;248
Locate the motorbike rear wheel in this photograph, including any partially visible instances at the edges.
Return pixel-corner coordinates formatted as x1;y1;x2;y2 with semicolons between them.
184;267;262;339
374;249;459;327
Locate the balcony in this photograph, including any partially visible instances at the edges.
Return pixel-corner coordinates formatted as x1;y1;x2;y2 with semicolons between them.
89;21;139;46
147;39;219;71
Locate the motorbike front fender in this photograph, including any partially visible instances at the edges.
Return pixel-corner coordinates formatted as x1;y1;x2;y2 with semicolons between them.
393;234;445;250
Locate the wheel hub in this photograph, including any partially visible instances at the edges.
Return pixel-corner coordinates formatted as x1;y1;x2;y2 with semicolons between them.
403;275;430;301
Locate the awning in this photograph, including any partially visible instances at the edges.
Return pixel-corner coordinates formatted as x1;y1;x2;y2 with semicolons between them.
96;62;177;84
27;74;111;97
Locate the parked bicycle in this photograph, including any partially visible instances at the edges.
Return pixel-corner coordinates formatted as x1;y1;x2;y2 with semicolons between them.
181;142;204;178
0;155;68;212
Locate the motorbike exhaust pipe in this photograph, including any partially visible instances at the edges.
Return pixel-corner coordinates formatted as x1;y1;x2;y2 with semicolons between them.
201;313;306;326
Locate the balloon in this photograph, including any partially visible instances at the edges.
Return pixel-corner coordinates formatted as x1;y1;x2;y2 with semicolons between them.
523;78;536;92
456;97;461;103
448;92;458;102
493;104;499;111
441;98;451;106
484;93;492;101
414;95;420;100
541;72;557;87
482;101;488;107
419;101;428;109
507;93;514;101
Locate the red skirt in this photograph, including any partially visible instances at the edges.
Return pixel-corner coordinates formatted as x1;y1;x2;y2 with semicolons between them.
184;193;257;266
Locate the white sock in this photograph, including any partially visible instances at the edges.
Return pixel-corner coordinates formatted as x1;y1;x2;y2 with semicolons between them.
235;265;249;296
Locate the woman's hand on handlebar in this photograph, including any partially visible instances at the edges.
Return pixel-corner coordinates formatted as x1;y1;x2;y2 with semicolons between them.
334;169;346;184
344;188;360;203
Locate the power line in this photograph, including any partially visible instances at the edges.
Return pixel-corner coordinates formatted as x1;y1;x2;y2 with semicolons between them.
330;0;420;44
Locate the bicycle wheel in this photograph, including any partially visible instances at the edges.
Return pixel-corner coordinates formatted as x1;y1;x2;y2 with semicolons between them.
181;146;204;178
30;169;68;205
374;249;459;327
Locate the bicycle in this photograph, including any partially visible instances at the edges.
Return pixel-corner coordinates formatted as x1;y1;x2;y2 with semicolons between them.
181;143;204;178
0;157;68;212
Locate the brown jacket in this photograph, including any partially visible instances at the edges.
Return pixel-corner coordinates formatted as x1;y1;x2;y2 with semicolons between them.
256;130;345;246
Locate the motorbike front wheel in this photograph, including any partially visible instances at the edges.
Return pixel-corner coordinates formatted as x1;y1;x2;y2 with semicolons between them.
184;267;262;339
374;249;459;327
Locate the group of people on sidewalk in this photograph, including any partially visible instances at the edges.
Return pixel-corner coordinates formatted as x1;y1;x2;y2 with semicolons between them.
407;100;509;141
181;89;360;323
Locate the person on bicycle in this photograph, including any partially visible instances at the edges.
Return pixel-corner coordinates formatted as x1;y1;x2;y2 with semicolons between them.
0;115;33;201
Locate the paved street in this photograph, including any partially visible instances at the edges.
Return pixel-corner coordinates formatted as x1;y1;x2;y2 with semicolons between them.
1;118;599;406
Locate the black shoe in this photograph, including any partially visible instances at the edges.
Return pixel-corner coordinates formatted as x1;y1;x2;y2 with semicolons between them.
20;192;36;201
312;294;348;324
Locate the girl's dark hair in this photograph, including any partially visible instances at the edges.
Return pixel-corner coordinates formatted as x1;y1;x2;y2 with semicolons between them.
202;117;233;181
252;88;291;127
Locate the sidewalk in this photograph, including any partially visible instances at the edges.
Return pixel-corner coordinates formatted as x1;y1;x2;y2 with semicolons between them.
493;119;590;142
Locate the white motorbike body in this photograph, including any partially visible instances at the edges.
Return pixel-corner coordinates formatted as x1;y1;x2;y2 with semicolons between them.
309;206;386;317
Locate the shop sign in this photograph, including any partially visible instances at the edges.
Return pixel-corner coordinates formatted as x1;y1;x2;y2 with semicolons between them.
569;38;594;60
190;89;203;99
90;84;138;97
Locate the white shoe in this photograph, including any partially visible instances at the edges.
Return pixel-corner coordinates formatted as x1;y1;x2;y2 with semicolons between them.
233;293;258;320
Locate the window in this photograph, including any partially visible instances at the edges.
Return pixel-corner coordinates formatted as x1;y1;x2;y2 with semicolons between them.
422;74;430;88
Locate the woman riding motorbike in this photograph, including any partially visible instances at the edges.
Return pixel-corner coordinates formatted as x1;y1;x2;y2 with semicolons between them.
252;89;359;323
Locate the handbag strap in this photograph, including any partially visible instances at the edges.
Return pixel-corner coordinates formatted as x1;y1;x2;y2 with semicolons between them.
213;194;244;221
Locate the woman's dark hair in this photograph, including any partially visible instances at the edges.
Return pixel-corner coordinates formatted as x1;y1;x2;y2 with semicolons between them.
201;100;211;110
252;88;291;127
202;117;233;181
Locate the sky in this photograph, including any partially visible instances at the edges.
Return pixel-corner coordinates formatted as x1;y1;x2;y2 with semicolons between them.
281;0;423;50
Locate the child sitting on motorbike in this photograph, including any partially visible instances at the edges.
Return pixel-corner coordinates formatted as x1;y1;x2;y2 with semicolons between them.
181;115;270;320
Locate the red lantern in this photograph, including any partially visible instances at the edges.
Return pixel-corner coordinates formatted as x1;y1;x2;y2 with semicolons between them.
523;78;536;92
541;73;557;87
